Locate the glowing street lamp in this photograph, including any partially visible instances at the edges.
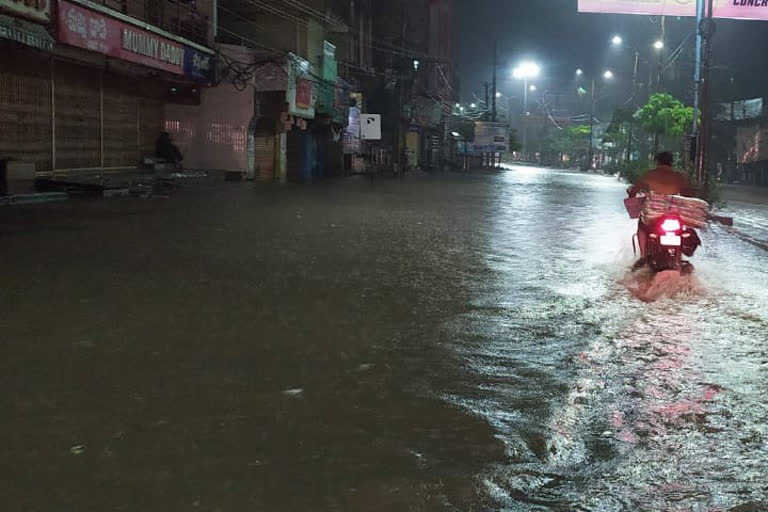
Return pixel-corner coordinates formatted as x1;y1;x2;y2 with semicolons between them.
470;103;477;109
496;91;502;98
654;40;664;51
512;61;540;81
512;61;540;161
576;68;584;77
529;84;537;92
612;35;623;46
585;70;615;169
513;61;540;113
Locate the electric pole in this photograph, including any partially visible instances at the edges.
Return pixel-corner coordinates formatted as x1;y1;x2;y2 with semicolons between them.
396;1;407;176
695;0;715;186
692;0;704;178
656;16;666;92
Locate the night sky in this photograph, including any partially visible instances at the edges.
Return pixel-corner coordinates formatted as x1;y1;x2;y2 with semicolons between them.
455;0;768;113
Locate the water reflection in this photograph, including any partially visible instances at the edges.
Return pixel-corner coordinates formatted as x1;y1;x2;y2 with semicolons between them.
447;167;768;511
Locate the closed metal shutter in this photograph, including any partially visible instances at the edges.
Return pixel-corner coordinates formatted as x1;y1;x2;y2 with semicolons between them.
54;61;100;169
253;135;275;182
103;74;140;167
139;97;165;159
0;53;52;173
287;129;314;183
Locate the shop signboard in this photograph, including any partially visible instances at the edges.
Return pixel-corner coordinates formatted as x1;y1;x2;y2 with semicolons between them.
183;45;215;82
579;0;768;21
0;13;54;50
360;114;382;140
296;79;312;109
0;0;51;23
474;122;508;152
287;53;315;119
317;40;338;115
58;0;184;75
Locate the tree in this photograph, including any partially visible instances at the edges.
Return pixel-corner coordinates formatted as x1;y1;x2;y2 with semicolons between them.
635;93;694;154
603;107;639;161
507;128;521;153
544;124;591;166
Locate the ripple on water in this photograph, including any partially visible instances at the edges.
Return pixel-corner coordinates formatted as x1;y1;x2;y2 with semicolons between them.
443;170;768;511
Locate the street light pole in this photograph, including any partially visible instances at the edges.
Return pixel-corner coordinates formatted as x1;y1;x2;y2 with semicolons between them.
626;50;639;161
610;37;642;161
585;71;613;170
523;79;528;113
492;40;498;122
513;62;540;162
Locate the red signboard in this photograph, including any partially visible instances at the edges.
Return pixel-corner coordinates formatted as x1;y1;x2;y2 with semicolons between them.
57;0;184;75
296;78;312;110
0;0;51;23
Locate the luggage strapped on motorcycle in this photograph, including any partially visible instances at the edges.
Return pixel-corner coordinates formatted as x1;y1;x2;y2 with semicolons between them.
640;192;709;229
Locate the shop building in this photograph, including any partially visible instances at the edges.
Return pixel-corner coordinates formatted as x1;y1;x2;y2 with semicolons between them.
0;0;215;179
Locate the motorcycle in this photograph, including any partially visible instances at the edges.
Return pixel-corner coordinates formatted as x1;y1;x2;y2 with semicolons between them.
634;213;702;274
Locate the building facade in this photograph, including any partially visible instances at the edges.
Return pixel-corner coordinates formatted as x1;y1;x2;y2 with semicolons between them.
166;0;370;182
370;0;456;173
0;0;215;178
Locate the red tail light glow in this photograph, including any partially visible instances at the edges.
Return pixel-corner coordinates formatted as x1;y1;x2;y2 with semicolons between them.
660;218;682;233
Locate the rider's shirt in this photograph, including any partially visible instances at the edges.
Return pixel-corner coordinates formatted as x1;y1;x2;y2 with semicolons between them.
636;165;691;196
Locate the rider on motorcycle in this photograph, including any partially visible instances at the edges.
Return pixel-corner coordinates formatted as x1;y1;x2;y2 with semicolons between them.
627;152;694;269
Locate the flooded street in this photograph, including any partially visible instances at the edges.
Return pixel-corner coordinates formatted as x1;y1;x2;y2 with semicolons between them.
2;168;767;511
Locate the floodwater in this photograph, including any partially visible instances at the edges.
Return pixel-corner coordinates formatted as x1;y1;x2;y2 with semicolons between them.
720;186;768;245
1;168;767;511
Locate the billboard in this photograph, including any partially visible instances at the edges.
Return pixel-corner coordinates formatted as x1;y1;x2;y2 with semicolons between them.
474;122;509;152
578;0;768;21
579;0;696;16
58;0;184;75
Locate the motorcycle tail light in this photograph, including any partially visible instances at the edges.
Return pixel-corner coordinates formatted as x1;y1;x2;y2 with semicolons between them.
660;218;682;233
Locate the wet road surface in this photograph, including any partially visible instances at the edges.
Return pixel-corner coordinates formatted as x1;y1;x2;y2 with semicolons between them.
2;168;767;511
720;185;768;245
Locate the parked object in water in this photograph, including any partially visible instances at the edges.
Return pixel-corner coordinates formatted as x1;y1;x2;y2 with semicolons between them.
155;132;184;171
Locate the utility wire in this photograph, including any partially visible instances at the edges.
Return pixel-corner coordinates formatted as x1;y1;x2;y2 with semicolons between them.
240;0;307;24
277;0;338;25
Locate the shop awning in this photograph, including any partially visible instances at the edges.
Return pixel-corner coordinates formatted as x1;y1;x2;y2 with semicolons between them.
0;15;54;51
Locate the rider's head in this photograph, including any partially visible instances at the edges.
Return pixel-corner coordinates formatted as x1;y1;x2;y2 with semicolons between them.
655;151;674;167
